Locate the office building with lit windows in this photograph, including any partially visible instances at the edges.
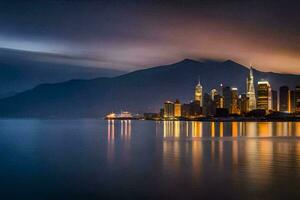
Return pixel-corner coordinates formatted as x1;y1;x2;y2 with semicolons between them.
257;80;272;111
195;80;203;106
246;67;256;111
164;101;174;119
174;99;181;117
231;88;239;114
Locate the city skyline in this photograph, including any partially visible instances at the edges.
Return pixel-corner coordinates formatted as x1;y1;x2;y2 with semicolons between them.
159;67;300;120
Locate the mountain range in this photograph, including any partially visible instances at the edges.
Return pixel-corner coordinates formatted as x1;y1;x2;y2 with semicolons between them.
0;48;124;97
0;59;300;118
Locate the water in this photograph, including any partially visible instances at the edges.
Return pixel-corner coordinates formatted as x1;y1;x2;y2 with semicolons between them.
1;120;300;199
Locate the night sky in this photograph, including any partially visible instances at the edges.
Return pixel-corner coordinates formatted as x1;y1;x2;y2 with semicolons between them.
1;0;300;73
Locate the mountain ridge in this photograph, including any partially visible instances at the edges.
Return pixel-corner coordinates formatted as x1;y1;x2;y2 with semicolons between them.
0;59;300;118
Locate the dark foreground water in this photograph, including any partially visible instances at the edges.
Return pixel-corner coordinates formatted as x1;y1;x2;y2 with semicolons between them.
1;120;300;199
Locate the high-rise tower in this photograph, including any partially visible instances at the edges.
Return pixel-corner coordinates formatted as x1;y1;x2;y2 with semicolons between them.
257;80;272;111
195;80;203;106
246;67;256;111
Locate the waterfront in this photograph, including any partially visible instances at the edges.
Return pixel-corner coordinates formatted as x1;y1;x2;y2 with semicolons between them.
1;120;300;199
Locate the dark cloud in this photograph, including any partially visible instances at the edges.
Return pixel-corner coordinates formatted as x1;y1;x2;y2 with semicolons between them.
0;0;300;73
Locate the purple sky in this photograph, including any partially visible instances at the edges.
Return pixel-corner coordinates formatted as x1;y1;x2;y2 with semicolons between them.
0;0;300;73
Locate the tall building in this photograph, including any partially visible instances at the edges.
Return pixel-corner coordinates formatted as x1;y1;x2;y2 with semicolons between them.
279;86;290;112
295;86;300;113
231;88;239;114
189;101;203;117
239;94;249;114
174;99;181;117
257;80;272;111
290;90;295;113
271;90;278;111
195;80;203;106
210;89;218;101
214;95;224;108
203;93;215;116
246;67;256;111
181;103;191;118
223;86;231;110
164;101;174;119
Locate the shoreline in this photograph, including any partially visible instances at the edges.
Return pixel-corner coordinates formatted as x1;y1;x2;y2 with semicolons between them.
106;117;300;122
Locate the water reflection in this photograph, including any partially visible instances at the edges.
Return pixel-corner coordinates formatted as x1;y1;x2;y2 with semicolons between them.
158;121;300;139
107;120;115;162
107;120;132;163
155;121;300;191
103;120;300;198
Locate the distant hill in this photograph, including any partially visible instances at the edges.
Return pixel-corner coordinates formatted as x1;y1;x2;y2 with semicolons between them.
0;49;125;96
0;59;300;118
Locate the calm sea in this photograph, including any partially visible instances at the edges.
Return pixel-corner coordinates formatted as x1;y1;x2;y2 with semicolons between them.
1;119;300;199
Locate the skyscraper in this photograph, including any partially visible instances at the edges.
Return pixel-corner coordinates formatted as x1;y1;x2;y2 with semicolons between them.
195;80;203;106
231;88;239;114
246;67;256;111
210;89;218;101
214;95;224;108
203;93;215;116
239;94;249;114
257;80;272;111
279;86;290;112
174;99;181;117
296;86;300;113
164;101;174;119
223;86;231;110
290;90;295;113
271;90;278;111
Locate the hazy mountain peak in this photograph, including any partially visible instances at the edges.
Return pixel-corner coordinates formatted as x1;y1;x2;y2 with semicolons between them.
176;58;199;64
223;59;241;65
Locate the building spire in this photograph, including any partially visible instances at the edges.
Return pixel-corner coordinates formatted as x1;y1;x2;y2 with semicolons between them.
197;75;201;86
246;63;256;111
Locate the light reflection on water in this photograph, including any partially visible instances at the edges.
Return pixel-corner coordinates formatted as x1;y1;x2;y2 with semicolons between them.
155;121;300;139
2;119;300;199
106;120;300;199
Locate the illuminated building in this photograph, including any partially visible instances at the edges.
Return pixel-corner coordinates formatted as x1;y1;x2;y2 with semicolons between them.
210;89;218;101
181;101;202;119
195;80;203;106
223;86;231;110
290;90;295;113
239;94;249;114
231;87;239;114
164;101;174;119
271;90;278;111
295;86;300;113
279;86;290;112
174;99;181;117
246;67;256;111
257;80;272;111
214;94;224;108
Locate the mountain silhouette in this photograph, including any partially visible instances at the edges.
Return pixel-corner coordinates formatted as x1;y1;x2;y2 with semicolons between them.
0;48;125;96
0;59;300;118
